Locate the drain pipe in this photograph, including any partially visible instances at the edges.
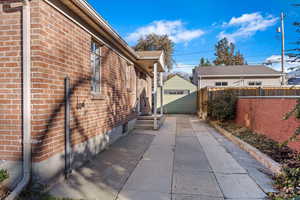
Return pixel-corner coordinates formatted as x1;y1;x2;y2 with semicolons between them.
6;0;31;199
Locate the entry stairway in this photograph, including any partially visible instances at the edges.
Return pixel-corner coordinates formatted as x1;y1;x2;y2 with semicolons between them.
134;115;166;130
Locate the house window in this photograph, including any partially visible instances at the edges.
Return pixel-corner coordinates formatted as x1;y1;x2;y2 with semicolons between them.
126;63;134;91
91;41;101;94
164;90;190;95
215;82;228;86
248;81;262;86
126;64;130;89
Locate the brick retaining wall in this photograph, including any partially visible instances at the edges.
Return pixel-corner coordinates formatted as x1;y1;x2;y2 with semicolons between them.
235;97;300;151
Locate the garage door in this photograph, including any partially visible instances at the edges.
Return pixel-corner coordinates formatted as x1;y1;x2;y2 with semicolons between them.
163;89;197;114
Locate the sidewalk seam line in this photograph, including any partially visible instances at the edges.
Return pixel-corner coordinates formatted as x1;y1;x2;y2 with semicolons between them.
170;116;176;200
114;133;156;200
191;120;226;199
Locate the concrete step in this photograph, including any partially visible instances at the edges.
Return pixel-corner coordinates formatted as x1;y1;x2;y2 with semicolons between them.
134;124;154;130
134;115;166;130
137;115;163;120
136;120;154;125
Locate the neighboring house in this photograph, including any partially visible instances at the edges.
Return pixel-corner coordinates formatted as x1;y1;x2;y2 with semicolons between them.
157;75;197;114
192;65;282;88
0;0;165;194
288;77;300;85
287;71;300;85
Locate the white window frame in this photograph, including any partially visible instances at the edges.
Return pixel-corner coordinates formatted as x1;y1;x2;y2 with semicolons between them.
215;82;228;86
248;81;262;86
126;63;130;89
91;41;102;94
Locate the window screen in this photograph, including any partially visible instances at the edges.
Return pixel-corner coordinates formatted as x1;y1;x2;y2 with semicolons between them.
91;41;101;94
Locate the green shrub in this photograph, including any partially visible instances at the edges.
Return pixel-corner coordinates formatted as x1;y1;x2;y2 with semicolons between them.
18;182;75;200
208;91;237;121
0;169;9;183
269;165;300;199
220;122;300;199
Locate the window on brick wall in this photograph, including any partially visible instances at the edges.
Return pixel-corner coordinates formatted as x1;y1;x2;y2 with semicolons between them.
131;67;136;91
126;63;135;92
126;64;130;90
91;41;101;94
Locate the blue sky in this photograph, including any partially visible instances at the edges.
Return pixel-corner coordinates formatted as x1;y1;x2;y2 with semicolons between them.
87;0;299;73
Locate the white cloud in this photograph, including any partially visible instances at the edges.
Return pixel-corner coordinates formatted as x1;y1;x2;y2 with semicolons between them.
218;12;278;42
228;13;263;26
126;20;204;44
264;55;300;72
172;62;196;74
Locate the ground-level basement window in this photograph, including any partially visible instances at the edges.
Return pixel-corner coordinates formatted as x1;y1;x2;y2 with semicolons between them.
122;122;128;134
248;81;262;86
91;41;102;94
164;90;190;95
215;82;228;86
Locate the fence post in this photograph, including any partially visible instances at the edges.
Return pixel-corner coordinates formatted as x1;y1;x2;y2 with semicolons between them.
259;87;264;96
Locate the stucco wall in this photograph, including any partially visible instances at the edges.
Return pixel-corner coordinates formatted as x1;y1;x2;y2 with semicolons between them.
235;97;300;151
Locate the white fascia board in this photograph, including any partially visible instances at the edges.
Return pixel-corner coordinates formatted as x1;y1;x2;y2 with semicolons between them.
73;0;138;59
199;74;282;78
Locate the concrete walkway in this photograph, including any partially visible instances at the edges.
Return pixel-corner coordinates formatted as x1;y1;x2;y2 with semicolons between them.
49;115;274;200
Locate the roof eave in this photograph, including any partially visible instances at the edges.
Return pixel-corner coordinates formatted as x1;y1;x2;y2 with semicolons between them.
50;0;166;74
71;0;138;59
199;74;283;78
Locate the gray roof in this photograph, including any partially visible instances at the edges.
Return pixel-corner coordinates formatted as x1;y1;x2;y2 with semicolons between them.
196;65;282;77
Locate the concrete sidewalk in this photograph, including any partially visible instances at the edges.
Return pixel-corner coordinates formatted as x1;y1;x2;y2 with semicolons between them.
49;115;274;200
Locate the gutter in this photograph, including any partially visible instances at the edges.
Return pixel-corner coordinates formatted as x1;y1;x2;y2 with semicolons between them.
199;74;283;78
72;0;138;59
43;0;135;66
45;0;166;75
6;0;31;199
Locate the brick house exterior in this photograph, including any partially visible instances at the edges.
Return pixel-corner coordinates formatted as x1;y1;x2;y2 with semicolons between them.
0;0;165;189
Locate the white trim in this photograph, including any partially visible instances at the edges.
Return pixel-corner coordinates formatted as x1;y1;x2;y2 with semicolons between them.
43;0;135;66
138;57;160;60
74;0;138;58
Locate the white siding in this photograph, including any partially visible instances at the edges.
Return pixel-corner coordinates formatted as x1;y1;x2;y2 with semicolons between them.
199;77;282;88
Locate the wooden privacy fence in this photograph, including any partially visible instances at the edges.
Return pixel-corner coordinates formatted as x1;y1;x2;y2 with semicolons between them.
197;86;300;119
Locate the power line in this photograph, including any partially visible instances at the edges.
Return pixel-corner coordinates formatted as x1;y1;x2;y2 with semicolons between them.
173;50;214;56
174;52;281;60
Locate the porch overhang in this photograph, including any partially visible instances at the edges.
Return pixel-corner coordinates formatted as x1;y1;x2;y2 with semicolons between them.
136;51;166;74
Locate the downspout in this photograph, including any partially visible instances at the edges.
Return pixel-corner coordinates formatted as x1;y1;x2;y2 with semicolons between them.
6;0;31;199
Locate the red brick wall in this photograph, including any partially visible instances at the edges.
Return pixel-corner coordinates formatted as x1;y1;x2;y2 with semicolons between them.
30;0;148;162
235;98;300;151
0;1;24;161
0;0;151;163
